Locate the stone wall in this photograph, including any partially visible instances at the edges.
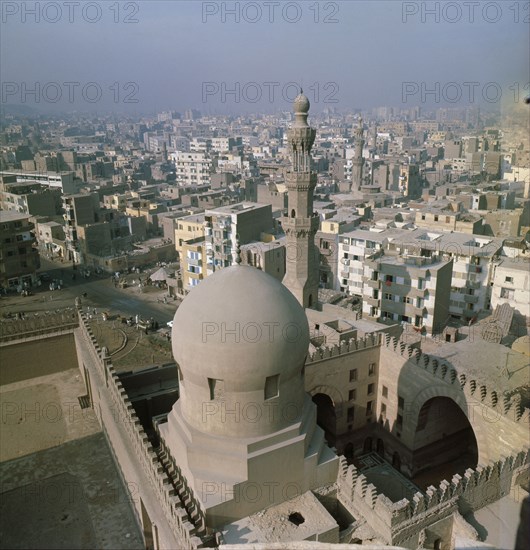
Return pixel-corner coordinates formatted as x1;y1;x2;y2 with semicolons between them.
0;308;78;342
378;334;529;469
337;450;529;548
73;310;207;549
0;332;79;385
305;333;381;444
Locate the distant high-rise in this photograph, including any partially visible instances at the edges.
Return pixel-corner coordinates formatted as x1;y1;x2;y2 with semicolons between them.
282;91;319;309
351;117;365;190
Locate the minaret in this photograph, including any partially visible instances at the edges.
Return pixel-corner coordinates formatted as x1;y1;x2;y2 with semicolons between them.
351;117;365;190
282;91;319;309
371;122;378;158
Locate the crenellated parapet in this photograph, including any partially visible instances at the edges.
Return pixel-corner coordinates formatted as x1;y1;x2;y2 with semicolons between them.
381;333;530;425
76;309;207;549
337;449;529;545
0;308;78;342
306;332;382;364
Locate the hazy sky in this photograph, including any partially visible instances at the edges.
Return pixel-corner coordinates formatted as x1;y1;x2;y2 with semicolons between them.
1;1;529;114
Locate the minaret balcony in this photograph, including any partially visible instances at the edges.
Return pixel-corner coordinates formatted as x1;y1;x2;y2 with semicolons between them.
282;214;319;233
285;170;317;189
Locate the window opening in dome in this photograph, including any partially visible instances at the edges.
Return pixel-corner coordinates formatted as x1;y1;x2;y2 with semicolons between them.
208;378;225;400
264;374;279;400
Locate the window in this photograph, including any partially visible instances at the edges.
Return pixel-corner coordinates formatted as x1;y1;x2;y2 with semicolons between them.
349;369;357;382
505;276;513;283
381;403;387;418
347;407;355;422
382;385;388;398
398;396;404;409
396;414;403;428
368;363;376;376
367;383;374;395
366;401;373;415
500;288;514;300
264;374;279;400
434;215;439;222
421;214;426;220
348;389;356;401
208;378;224;400
445;216;450;223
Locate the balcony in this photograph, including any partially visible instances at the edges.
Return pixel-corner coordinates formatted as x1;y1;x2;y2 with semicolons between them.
187;258;202;267
465;280;481;290
366;279;380;289
365;259;379;270
365;296;380;307
464;294;479;304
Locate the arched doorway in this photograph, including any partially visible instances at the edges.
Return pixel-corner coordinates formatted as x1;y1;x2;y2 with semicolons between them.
411;396;478;487
376;438;384;458
312;393;336;445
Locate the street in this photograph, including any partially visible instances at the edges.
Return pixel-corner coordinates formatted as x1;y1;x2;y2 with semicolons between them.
1;258;178;326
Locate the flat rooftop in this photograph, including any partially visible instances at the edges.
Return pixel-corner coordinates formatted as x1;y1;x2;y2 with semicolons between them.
0;367;142;549
429;339;529;392
222;491;339;545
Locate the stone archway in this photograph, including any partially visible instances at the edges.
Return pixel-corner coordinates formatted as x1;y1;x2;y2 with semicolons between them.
405;385;490;466
309;385;343;446
410;395;479;485
312;393;337;444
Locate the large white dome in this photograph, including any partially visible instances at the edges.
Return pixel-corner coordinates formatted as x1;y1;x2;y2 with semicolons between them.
172;265;309;384
171;265;310;437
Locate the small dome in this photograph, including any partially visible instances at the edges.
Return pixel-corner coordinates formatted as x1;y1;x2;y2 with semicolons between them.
172;265;309;387
294;91;310;114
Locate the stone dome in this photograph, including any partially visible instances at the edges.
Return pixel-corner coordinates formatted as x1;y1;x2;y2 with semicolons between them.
294;91;310;114
172;265;309;383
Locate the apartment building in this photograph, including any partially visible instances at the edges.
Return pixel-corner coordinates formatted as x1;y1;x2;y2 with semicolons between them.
63;193;100;263
414;207;483;234
181;237;206;291
338;230;391;295
0;181;61;217
240;239;285;281
386;230;503;322
0;211;40;288
174;214;206;260
362;254;453;334
204;202;274;275
36;220;65;257
338;226;504;327
171;151;212;186
491;259;530;318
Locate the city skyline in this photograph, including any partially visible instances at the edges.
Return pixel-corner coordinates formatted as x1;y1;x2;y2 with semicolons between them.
1;1;529;113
